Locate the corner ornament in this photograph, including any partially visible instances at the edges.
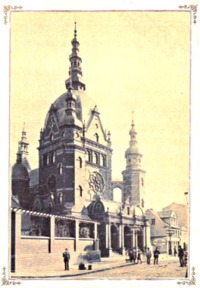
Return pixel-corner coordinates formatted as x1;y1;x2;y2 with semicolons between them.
1;267;21;286
179;5;198;23
177;267;196;286
3;5;23;25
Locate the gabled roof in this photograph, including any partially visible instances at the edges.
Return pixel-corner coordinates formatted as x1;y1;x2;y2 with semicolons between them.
145;209;168;237
162;203;188;229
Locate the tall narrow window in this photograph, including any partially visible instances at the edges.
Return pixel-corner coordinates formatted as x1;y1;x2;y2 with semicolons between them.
87;150;92;162
127;207;130;215
78;157;82;168
79;186;83;197
94;133;99;143
58;193;63;204
94;153;99;165
101;155;107;167
58;164;63;175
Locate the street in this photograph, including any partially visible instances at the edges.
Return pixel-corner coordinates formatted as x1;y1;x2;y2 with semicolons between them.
66;257;187;280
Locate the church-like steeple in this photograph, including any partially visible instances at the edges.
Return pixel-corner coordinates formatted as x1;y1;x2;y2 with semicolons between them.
65;22;86;91
125;112;142;169
17;124;31;172
122;112;145;207
18;123;29;156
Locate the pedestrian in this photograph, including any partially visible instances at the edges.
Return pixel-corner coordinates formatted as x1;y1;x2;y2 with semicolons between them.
178;245;184;267
62;248;70;270
174;246;177;257
153;247;160;265
133;248;137;264
128;248;134;262
146;247;152;264
137;249;142;264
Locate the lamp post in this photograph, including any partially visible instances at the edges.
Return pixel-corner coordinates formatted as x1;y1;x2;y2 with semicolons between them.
165;226;174;255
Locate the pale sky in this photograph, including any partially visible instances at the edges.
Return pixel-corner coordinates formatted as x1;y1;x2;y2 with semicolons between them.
10;11;190;210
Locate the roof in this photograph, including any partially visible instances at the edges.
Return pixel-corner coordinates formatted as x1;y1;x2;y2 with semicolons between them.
158;210;176;218
29;168;39;187
12;162;29;180
44;90;97;129
145;209;168;237
11;195;21;209
11;208;99;224
162;203;188;229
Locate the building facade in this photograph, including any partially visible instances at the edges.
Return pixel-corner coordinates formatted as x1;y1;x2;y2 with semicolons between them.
11;24;157;273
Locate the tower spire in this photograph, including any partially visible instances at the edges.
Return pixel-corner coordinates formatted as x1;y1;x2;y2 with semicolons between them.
18;123;29;156
65;22;86;91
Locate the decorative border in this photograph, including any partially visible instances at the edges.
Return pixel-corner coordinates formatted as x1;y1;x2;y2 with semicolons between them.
179;4;198;23
177;267;196;286
1;267;21;285
3;5;23;24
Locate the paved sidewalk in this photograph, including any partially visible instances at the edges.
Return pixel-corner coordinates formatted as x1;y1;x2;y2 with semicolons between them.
11;254;184;279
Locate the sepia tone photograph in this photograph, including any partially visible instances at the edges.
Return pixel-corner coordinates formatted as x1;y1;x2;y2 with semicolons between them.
1;2;200;287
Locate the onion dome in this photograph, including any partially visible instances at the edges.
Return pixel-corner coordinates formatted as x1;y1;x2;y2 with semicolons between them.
125;118;140;157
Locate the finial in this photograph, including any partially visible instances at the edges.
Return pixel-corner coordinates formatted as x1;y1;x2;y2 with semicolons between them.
131;111;134;127
74;21;77;38
22;122;26;134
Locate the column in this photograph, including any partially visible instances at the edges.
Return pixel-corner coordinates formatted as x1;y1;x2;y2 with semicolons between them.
119;224;125;255
49;215;55;253
94;222;99;250
142;226;146;252
74;219;79;252
106;223;111;256
132;228;135;248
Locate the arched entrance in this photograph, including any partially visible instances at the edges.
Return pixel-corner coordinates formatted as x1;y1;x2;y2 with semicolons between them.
111;224;119;251
124;226;132;250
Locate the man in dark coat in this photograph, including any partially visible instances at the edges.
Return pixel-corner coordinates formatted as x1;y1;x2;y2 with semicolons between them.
63;248;70;270
178;245;185;267
153;247;160;264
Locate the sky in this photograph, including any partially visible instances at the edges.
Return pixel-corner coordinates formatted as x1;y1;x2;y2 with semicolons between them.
10;11;190;210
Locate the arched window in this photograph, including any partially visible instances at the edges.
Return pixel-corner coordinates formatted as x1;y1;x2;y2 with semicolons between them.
79;186;83;197
58;164;63;175
94;152;99;165
87;150;92;162
101;155;106;167
94;133;99;143
58;193;63;204
49;133;54;142
50;151;55;164
43;154;48;166
78;157;82;168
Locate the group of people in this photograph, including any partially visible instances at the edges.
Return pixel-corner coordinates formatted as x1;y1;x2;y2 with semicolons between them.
126;248;143;264
63;245;187;271
127;247;160;265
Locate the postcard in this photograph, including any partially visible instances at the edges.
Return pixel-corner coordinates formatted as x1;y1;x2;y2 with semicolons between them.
0;1;200;288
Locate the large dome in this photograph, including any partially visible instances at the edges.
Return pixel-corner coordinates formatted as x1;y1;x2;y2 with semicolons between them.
44;90;97;128
12;162;29;181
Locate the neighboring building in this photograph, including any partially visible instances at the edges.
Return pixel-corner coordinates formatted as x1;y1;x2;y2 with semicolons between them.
146;203;188;254
11;24;151;273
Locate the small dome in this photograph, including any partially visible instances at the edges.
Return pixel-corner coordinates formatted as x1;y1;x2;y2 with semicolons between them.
132;205;144;217
12;162;29;181
125;145;139;156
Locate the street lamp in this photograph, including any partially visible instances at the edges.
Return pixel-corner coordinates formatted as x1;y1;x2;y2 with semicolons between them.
165;226;174;255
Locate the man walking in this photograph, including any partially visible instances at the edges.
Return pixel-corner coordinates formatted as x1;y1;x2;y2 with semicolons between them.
178;245;185;267
146;247;152;264
63;248;70;270
153;247;160;264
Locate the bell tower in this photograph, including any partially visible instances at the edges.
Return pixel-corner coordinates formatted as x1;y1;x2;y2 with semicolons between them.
122;113;145;207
